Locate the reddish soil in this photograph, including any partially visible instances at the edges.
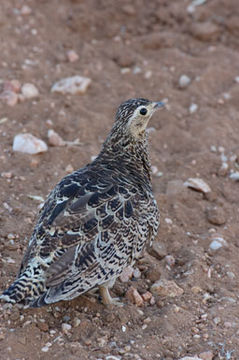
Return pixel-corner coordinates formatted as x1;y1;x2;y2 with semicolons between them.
0;1;239;359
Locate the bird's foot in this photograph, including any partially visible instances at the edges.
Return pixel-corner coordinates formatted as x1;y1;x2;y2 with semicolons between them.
99;286;124;307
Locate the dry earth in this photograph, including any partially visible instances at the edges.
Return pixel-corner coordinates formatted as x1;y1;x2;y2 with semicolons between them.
0;1;239;359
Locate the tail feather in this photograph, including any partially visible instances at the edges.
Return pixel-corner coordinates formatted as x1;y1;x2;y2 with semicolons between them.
0;272;46;307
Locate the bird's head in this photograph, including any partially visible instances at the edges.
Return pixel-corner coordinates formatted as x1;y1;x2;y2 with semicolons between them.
115;98;165;138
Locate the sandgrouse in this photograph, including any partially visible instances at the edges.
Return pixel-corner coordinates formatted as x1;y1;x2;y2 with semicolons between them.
1;98;164;307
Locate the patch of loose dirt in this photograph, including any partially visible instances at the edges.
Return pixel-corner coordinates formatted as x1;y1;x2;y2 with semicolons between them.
1;1;239;359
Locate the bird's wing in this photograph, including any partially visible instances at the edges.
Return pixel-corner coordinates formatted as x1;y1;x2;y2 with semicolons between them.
23;166;150;304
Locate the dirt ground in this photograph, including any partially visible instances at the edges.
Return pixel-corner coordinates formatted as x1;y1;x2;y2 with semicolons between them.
1;0;239;359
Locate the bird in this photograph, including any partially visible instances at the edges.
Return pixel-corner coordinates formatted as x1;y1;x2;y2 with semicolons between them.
0;98;165;308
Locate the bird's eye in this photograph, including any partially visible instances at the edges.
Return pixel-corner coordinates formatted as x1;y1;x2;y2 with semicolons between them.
140;107;147;116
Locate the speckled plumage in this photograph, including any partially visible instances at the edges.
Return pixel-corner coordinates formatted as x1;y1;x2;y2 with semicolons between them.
1;98;164;307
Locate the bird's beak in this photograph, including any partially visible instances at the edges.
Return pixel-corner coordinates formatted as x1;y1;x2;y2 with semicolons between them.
153;101;165;110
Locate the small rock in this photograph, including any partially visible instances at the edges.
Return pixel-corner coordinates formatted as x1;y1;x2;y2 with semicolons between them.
51;75;91;95
133;268;141;278
218;162;228;176
199;351;213;360
126;286;144;306
73;318;81;327
106;356;121;360
189;103;198;114
37;321;49;332
206;206;226;225
178;74;191;89
13;133;48;154
41;346;50;353
179;357;202;360
61;323;72;334
21;83;39;99
0;91;18;106
190;21;220;41
4;79;21;93
67;50;79;63
119;266;134;282
141;291;153;302
65;164;74;173
165;217;173;225
191;286;202;294
229;171;239;181
209;236;227;251
234;76;239;83
47;129;65;147
227;271;235;279
21;5;32;15
165;255;175;266
122;4;135;15
150;279;184;298
149;241;167;260
184;178;211;194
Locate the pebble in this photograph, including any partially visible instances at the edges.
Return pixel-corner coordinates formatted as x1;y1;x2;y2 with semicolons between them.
126;286;144;306
209;236;227;251
234;76;239;83
21;5;32;15
184;178;211;194
119;266;134;282
37;321;49;332
229;171;239;181
13;133;48;154
41;343;52;353
150;279;184;297
106;356;121;360
47;129;65;147
213;316;221;324
165;217;173;225
179;357;202;360
165;255;175;266
187;0;207;13
206;206;226;225
21;83;39;99
133;268;141;279
141;291;152;302
65;164;74;173
218;162;228;176
178;75;191;89
67;50;79;63
0;90;18;106
189;103;198;114
61;323;72;334
190;22;220;42
150;241;167;260
73;318;81;327
199;351;213;360
51;75;91;95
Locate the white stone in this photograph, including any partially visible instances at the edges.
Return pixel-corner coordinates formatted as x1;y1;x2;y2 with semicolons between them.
47;129;65;147
229;172;239;181
234;76;239;83
209;237;227;251
66;50;79;63
21;83;39;99
150;279;184;297
179;74;191;88
119;266;134;282
61;323;72;333
51;75;91;95
184;178;211;193
13;133;48;154
189;103;198;114
178;357;202;360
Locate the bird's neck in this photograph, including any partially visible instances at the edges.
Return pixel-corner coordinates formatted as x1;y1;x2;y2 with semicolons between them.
99;131;152;180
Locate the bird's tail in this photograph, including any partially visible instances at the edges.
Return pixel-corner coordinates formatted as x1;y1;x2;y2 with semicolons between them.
0;270;46;307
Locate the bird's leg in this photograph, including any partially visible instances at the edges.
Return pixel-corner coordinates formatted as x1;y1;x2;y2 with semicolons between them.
99;285;123;307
